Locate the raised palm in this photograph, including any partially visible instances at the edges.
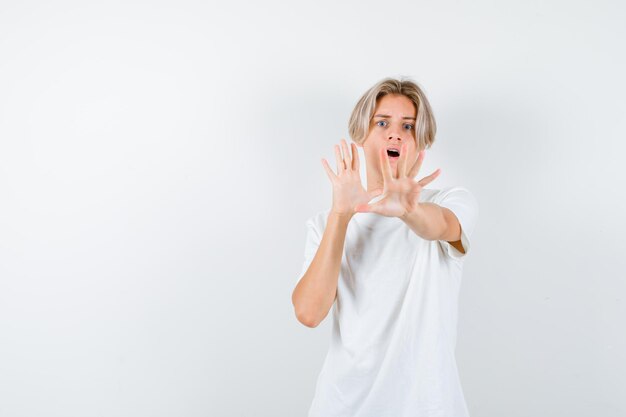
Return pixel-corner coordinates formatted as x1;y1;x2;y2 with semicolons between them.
354;144;441;218
321;139;383;217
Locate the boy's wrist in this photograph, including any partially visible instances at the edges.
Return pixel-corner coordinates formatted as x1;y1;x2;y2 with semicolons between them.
328;210;354;222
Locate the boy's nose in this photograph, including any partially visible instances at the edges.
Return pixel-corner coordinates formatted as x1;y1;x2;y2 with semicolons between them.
388;125;404;141
388;133;403;141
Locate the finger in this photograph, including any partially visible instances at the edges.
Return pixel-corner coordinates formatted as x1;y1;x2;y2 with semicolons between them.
355;201;385;215
397;143;407;178
340;139;352;171
354;203;374;213
351;143;360;171
334;144;346;173
321;158;337;181
417;168;441;187
379;147;393;182
407;150;425;179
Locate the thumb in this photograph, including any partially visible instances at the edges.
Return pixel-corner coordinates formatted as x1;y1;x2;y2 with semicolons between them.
354;203;371;213
355;201;385;215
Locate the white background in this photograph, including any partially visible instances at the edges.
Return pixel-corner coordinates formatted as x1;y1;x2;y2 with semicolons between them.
1;1;625;416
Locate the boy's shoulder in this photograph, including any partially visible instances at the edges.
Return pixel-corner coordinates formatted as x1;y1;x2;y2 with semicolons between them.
422;185;476;203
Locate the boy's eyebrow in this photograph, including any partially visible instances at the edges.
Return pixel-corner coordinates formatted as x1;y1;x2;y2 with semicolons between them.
373;114;416;121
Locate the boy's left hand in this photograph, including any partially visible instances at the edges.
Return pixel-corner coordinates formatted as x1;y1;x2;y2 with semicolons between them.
354;144;441;218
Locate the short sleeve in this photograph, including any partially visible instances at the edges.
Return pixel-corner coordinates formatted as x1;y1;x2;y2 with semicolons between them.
296;218;322;285
435;186;479;260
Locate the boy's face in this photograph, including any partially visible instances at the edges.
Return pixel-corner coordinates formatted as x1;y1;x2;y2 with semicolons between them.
359;94;419;178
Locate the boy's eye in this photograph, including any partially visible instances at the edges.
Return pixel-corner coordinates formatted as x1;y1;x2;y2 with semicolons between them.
375;120;414;130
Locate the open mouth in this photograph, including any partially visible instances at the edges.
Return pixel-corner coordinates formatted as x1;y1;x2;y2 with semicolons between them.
386;148;400;159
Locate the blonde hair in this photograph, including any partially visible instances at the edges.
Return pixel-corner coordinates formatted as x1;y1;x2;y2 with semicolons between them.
348;77;437;150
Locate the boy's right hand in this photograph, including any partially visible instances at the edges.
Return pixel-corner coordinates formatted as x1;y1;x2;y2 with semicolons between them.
321;139;383;218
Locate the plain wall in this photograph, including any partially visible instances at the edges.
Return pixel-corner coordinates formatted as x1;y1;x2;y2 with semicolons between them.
1;0;625;416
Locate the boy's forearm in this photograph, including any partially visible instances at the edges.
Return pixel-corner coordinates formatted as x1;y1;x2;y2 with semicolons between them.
292;212;351;328
400;202;448;241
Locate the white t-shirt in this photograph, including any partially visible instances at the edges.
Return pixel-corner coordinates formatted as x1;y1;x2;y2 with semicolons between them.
297;186;479;417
